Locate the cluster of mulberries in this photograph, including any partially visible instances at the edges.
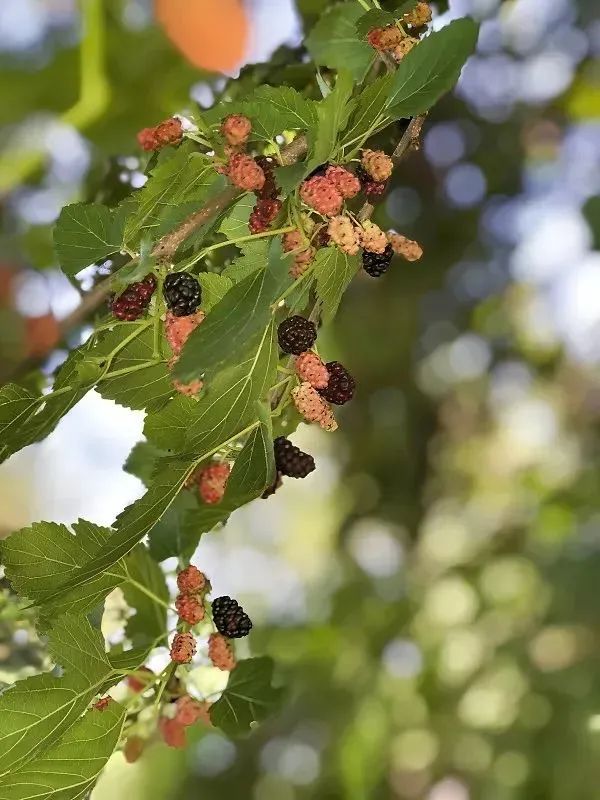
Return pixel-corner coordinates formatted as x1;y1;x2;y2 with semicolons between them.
175;565;208;627
111;274;156;321
137;117;183;152
212;596;253;639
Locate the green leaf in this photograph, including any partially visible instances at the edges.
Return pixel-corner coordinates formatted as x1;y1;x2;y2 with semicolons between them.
355;2;417;36
199;273;233;313
53;202;126;278
124;440;167;486
341;72;395;151
0;350;100;465
237;85;318;141
0;519;126;619
210;657;284;737
313;246;361;323
122;546;169;645
386;18;479;117
583;195;600;249
39;324;279;606
355;9;395;36
173;238;291;384
222;240;269;283
163;408;276;559
306;3;375;82
94;325;172;412
148;489;199;562
309;69;356;170
218;195;255;241
0;700;125;799
0;616;117;777
124;143;218;245
274;162;312;198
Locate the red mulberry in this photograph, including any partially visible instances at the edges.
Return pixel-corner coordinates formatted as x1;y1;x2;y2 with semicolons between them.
198;462;231;505
228;153;265;192
324;166;361;199
300;176;343;217
221;114;252;146
175;593;205;625
177;565;206;594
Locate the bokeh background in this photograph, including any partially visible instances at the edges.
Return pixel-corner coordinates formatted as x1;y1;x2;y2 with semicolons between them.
1;1;600;799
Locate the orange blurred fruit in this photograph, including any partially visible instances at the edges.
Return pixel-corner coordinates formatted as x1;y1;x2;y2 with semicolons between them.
25;314;60;358
155;0;249;73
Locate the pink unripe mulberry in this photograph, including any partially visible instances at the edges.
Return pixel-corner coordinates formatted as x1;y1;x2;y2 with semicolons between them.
328;216;360;255
228;153;265;192
159;717;187;749
198;462;231;505
300;176;343;217
292;382;338;432
221;114;252;146
177;565;206;594
165;311;205;357
137;118;183;151
283;230;314;278
174;695;212;727
361;149;394;182
295;352;330;390
208;632;237;671
392;38;417;61
324;166;361;199
170;632;197;664
175;593;205;625
360;221;388;254
388;232;423;261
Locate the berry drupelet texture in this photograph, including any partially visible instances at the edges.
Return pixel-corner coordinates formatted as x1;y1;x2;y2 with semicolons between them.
170;632;197;664
278;315;317;355
175;593;205;625
255;156;279;199
362;244;394;277
212;596;252;639
163;272;202;317
177;564;206;595
208;632;237;671
274;436;315;479
319;361;356;405
111;274;157;321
